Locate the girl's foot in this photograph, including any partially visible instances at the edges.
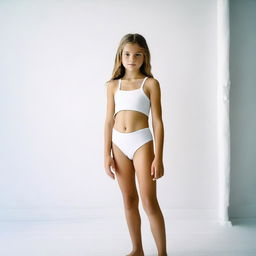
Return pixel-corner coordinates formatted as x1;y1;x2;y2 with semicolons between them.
126;249;144;256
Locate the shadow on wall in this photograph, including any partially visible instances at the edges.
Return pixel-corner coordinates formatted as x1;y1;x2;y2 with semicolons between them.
229;0;256;219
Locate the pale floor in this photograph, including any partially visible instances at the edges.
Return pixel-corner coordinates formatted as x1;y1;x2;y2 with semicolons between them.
0;216;256;256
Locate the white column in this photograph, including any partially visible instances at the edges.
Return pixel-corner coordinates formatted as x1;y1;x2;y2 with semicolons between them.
217;0;232;226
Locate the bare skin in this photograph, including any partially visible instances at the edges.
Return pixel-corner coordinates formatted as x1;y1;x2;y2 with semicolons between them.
104;43;167;256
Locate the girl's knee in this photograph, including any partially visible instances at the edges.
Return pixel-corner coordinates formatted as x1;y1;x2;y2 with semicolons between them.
123;194;139;210
142;197;159;215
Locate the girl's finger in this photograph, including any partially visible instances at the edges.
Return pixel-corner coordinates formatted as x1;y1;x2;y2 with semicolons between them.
154;170;158;179
112;160;116;171
151;165;154;175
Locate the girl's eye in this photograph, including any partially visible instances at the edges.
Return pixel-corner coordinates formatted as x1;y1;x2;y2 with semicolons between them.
125;53;141;56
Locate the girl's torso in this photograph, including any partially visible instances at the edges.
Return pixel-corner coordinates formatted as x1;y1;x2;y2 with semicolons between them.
113;77;151;133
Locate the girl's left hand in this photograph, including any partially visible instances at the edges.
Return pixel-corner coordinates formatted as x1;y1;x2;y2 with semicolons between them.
151;158;164;181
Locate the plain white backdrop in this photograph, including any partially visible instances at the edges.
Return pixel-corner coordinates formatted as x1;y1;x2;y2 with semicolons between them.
0;0;254;221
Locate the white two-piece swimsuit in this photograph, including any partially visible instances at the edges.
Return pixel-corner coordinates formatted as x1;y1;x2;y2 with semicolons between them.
112;76;153;160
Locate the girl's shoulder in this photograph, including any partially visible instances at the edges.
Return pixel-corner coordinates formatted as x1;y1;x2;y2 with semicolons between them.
106;79;119;85
105;79;119;93
145;77;160;89
146;77;159;83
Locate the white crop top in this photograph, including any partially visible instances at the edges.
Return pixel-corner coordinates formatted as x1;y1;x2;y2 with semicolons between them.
113;76;151;120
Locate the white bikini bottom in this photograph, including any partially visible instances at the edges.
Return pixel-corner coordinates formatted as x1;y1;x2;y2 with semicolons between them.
112;127;153;160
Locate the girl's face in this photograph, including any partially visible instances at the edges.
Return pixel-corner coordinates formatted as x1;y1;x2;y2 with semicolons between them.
121;43;144;71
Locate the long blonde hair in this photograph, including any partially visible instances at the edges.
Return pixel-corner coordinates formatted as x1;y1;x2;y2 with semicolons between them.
106;33;154;84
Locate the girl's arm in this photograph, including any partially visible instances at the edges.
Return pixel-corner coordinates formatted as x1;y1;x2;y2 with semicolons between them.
104;81;115;158
104;81;116;180
150;78;164;161
149;78;164;180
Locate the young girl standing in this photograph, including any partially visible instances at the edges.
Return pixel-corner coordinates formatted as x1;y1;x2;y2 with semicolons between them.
104;33;167;256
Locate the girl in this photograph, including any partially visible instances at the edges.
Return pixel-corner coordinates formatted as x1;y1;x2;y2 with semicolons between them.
104;33;167;256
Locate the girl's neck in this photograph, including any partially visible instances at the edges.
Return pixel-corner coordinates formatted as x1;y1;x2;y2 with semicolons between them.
122;70;144;81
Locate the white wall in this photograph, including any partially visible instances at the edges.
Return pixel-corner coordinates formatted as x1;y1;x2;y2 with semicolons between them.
229;0;256;218
0;0;219;220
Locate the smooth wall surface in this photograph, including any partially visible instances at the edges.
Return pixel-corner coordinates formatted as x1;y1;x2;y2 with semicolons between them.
229;0;256;218
0;0;219;220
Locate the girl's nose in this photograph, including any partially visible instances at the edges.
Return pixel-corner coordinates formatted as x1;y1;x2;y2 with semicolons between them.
130;56;136;61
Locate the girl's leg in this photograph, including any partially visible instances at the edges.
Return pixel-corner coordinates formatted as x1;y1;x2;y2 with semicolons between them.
133;141;167;256
112;143;144;256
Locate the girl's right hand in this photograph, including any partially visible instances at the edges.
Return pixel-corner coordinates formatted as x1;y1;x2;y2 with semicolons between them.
104;155;116;180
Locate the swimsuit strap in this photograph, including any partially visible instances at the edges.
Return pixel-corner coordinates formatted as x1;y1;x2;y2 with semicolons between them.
119;77;148;90
118;79;122;90
140;77;148;89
